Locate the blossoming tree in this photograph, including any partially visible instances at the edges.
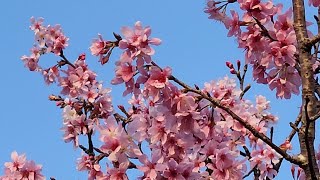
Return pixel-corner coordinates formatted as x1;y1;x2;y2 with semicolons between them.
2;0;320;179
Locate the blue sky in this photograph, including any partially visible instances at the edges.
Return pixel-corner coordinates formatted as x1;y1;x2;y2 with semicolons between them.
0;0;317;179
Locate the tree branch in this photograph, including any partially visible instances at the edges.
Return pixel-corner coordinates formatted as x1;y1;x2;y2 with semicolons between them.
292;0;320;178
273;113;302;172
151;61;301;165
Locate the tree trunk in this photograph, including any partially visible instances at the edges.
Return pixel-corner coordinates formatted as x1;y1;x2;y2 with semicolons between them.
292;0;320;179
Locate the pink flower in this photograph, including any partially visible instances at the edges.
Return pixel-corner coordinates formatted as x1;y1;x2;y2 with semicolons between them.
225;10;241;37
90;34;114;64
204;1;229;25
162;159;184;180
77;154;92;171
211;168;230;180
269;30;296;67
279;139;293;151
215;148;234;170
309;0;320;7
2;152;45;180
30;17;69;56
137;154;166;180
255;95;270;112
90;34;110;56
59;59;98;98
4;151;26;172
21;55;39;71
92;89;114;118
274;8;293;32
52;34;69;54
114;61;136;83
260;165;278;179
106;157;130;180
42;66;60;85
30;17;44;33
238;0;277;22
253;64;268;84
146;67;171;89
61;124;79;147
18;160;45;180
127;114;149;142
268;66;301;99
119;21;161;58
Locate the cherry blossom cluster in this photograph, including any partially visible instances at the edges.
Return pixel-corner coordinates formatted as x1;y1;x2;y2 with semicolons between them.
0;151;45;180
9;15;297;180
205;0;305;99
90;21;162;96
75;73;281;179
83;20;282;179
21;17;69;71
22;18;115;150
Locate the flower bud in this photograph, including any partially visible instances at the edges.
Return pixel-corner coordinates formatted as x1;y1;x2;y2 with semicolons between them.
113;32;122;41
118;105;125;111
237;60;241;69
226;61;234;69
78;53;86;60
230;68;237;74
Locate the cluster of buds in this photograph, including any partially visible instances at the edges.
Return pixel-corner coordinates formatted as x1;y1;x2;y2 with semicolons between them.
225;60;241;75
90;33;122;65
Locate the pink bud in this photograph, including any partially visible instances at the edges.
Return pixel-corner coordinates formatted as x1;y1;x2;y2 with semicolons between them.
78;53;86;60
297;167;301;179
100;55;110;65
279;139;292;151
237;60;241;68
291;165;295;180
226;61;234;69
49;95;57;101
118;105;125;111
230;68;237;74
89;155;95;160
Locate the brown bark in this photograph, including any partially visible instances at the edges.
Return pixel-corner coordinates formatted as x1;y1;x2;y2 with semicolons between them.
292;0;320;179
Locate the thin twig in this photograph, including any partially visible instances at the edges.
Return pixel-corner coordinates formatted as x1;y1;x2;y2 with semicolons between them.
59;50;76;69
273;113;301;172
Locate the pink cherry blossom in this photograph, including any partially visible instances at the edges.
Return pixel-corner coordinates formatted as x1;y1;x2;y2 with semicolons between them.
59;59;97;98
119;21;161;58
309;0;320;7
238;0;278;22
21;55;39;71
274;8;293;32
162;158;185;180
1;152;45;180
225;10;242;37
268;30;296;67
30;17;44;33
90;34;115;64
205;1;229;25
90;34;110;56
42;66;60;85
146;66;171;89
4;151;26;172
137;154;166;179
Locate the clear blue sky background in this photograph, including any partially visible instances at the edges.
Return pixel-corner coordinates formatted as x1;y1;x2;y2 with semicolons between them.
0;0;318;179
